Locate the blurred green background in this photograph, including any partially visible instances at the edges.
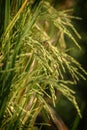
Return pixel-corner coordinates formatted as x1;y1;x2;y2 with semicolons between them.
51;0;87;130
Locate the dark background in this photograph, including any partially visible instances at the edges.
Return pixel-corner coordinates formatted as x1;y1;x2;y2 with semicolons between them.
53;0;87;130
